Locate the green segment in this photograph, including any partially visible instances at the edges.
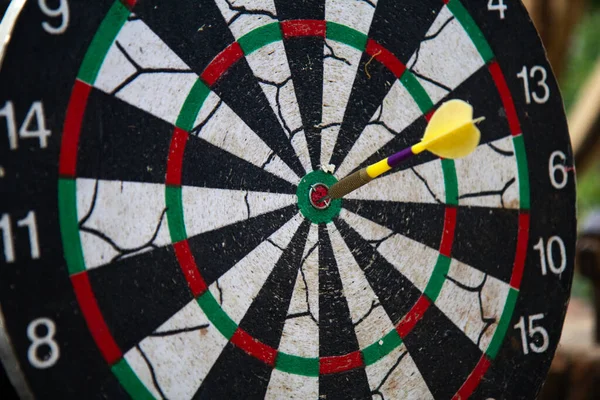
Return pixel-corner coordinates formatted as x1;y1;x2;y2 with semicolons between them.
77;1;130;84
165;186;187;243
238;23;283;55
58;178;86;275
326;22;368;51
361;329;403;365
197;291;237;339
447;0;494;63
297;170;342;224
176;80;210;131
112;359;156;400
441;159;458;205
276;353;320;377
513;135;531;210
486;288;519;359
424;255;451;302
400;71;434;114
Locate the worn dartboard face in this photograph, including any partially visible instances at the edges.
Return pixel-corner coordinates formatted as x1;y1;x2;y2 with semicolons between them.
0;0;576;399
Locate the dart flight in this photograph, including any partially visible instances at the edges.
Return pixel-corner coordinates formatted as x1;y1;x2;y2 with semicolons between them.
327;99;484;200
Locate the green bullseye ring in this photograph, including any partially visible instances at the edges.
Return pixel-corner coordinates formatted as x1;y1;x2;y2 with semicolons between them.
297;170;342;224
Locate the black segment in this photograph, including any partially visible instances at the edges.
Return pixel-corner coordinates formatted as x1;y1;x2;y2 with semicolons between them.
182;136;297;193
453;206;519;284
403;304;483;399
78;89;171;183
318;225;371;399
190;206;298;286
193;344;273;399
343;200;445;251
334;218;422;324
241;220;310;346
329;0;443;170
195;220;310;398
211;57;306;177
354;65;510;175
135;0;305;177
134;0;233;74
88;246;193;353
274;0;325;171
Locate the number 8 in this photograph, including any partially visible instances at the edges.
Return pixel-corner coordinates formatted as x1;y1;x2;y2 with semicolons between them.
27;318;60;369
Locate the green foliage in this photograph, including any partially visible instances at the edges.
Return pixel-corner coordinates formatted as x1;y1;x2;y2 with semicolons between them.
560;9;600;112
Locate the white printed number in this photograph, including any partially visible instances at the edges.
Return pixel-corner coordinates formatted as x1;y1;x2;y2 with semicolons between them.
38;0;70;35
488;0;507;19
27;318;60;369
549;151;568;189
534;236;567;276
0;101;51;150
517;66;550;104
514;314;549;355
0;211;40;263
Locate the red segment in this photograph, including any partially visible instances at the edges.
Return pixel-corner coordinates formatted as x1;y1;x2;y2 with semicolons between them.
166;128;188;186
510;213;530;289
71;272;122;365
425;109;436;122
174;240;207;297
60;80;91;177
489;62;521;136
231;328;277;367
319;351;364;375
310;184;330;209
439;207;457;257
201;42;244;87
396;296;431;338
365;39;406;78
120;0;136;9
452;356;491;400
281;20;326;39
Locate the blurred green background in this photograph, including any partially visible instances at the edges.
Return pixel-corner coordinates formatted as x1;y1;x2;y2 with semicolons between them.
563;0;600;300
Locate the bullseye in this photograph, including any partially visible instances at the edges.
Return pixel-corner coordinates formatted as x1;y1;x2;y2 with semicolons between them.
309;184;331;209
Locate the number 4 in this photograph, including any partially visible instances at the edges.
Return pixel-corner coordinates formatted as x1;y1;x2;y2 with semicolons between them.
488;0;507;19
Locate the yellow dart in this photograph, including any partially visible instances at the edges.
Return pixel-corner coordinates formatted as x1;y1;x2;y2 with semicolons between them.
328;99;484;200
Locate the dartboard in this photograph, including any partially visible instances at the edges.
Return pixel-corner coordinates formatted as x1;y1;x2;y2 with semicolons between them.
0;0;576;399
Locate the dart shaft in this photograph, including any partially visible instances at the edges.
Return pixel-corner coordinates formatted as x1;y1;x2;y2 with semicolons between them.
328;147;415;199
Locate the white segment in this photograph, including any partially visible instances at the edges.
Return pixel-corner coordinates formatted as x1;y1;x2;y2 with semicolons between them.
455;137;520;209
335;80;422;178
214;0;311;175
95;20;197;125
329;225;395;349
325;0;378;34
436;258;511;351
340;210;439;293
192;100;300;184
291;131;313;173
76;179;170;270
214;0;277;38
125;300;229;399
366;344;433;400
345;158;445;203
278;224;319;358
266;371;318;400
320;0;378;167
320;41;363;166
406;6;485;104
182;187;296;237
208;214;303;324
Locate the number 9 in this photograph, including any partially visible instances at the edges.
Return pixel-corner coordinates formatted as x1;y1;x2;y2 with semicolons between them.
38;0;70;35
